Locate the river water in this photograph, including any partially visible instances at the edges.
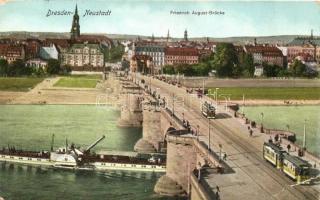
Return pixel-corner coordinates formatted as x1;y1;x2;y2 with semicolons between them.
0;105;173;200
242;105;320;156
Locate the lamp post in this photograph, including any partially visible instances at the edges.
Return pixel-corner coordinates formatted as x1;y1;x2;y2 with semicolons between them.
197;125;200;141
202;79;205;96
242;94;245;114
208;118;211;152
219;143;222;161
303;119;307;150
215;88;219;108
172;93;175;117
219;94;229;111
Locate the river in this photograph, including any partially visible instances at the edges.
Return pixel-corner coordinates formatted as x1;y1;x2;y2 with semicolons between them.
0;105;173;200
242;105;320;156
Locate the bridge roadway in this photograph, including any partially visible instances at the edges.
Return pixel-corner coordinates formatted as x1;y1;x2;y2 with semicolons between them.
134;74;320;200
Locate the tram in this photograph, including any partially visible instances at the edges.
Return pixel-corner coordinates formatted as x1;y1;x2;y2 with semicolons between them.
262;142;286;169
262;142;311;184
282;154;311;183
201;101;216;119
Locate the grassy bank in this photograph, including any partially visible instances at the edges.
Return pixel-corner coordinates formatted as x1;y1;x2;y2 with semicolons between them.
208;87;320;100
54;75;101;88
0;77;44;91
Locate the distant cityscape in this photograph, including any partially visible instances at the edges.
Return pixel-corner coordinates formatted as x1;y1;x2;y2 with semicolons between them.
0;5;319;77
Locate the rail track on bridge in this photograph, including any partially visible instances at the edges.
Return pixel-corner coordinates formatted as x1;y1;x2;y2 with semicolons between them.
211;119;319;200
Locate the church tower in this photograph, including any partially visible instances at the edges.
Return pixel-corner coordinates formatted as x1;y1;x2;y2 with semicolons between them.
70;5;80;40
184;29;188;41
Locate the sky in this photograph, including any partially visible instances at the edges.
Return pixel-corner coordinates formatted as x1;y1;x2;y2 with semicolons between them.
0;0;319;38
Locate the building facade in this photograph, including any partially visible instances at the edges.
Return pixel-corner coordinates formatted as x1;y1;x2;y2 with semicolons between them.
130;54;153;74
61;43;104;69
0;44;25;64
165;47;199;65
244;45;284;67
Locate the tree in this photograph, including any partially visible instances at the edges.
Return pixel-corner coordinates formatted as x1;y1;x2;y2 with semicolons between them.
212;43;238;77
263;63;278;77
47;59;61;75
60;64;72;75
8;59;29;76
175;64;193;76
163;65;175;74
192;63;211;76
289;59;306;77
239;53;254;77
0;59;8;76
104;45;125;63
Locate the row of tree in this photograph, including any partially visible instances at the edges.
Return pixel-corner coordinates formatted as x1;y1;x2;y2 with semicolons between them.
0;59;71;77
163;43;318;78
103;44;125;63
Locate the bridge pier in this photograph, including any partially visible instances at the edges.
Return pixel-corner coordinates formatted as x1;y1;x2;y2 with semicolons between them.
134;105;162;153
154;130;197;197
117;86;143;127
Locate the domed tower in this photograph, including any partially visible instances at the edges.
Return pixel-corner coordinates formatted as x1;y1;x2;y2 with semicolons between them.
70;4;80;40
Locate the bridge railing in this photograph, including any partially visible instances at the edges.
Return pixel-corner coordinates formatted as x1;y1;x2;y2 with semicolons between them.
191;169;219;200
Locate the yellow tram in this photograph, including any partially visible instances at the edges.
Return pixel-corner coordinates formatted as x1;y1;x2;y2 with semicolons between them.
263;142;286;169
282;154;311;184
263;142;311;184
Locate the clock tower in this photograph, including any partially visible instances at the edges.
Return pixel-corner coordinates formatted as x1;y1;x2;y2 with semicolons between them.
70;5;80;40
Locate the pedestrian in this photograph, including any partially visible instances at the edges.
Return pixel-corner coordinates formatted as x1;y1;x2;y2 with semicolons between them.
223;153;227;161
275;134;279;142
249;129;253;137
216;185;220;192
268;136;273;143
287;144;291;152
216;191;220;200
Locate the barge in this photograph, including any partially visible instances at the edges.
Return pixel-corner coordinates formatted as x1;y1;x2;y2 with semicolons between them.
0;135;166;172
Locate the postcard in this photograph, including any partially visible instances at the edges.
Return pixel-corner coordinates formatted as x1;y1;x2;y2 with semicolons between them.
0;0;319;200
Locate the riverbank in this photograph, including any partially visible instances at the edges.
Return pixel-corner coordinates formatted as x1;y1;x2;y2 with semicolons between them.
231;105;320;157
0;76;120;105
230;99;320;106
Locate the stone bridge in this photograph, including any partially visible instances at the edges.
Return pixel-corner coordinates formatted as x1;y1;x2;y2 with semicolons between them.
117;78;225;200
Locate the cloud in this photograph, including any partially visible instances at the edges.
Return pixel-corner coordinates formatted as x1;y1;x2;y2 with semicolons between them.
0;0;22;5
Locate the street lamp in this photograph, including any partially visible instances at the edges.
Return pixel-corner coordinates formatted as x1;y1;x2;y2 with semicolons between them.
303;119;307;150
242;94;245;114
172;93;175;117
208;118;211;152
197;125;200;141
219;94;229;111
218;143;222;161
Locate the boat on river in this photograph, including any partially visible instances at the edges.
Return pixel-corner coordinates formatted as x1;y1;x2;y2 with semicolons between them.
0;135;166;172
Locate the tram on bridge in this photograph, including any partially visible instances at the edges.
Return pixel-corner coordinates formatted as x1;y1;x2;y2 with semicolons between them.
263;142;311;184
201;101;216;119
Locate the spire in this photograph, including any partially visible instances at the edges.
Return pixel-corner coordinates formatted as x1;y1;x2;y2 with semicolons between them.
184;29;188;41
75;4;78;15
151;33;155;42
311;29;314;40
70;4;80;40
167;29;170;41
